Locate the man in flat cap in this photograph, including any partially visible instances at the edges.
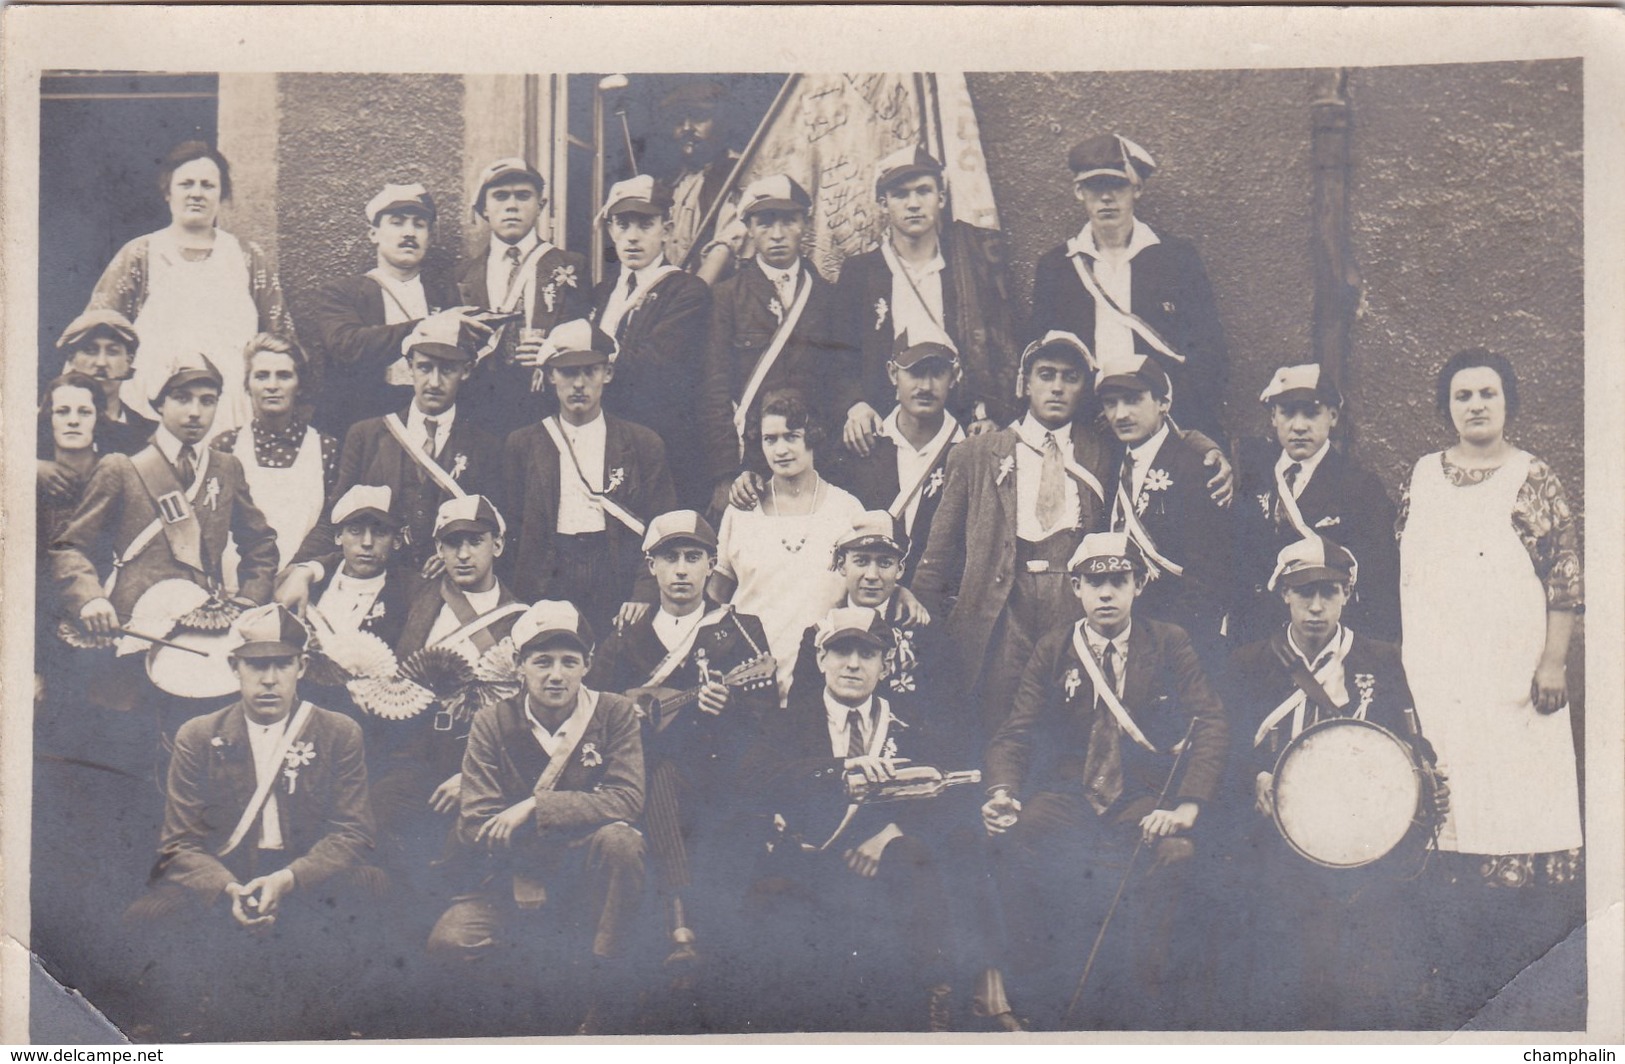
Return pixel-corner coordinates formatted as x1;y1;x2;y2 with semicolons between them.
429;600;646;1036
1233;363;1400;644
591;176;713;508
299;484;412;651
302;182;480;431
459;158;592;439
834;145;1020;457
501;318;676;637
123;603;378;1040
659;80;744;283
700;174;846;513
982;532;1227;1030
1031;133;1229;440
283;313;503;589
53;308;154;456
585;509;774;974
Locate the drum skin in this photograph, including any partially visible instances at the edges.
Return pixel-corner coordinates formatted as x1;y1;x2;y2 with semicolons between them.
146;630;239;699
1271;717;1423;869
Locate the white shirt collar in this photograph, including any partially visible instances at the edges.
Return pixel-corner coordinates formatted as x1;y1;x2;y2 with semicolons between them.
489;229;540;263
151;424;189;463
1127;421;1171;467
884;234;945;279
1288;624;1343;671
756;256;802;289
877;406;962;455
1068;220;1161;262
824;690;876;728
652;605;707;649
1275;438;1332;488
461;584;502;613
407;401;457;440
622;255;669;291
1016;413;1073;451
333;568;387;593
1083;619;1133;659
558;409;607;438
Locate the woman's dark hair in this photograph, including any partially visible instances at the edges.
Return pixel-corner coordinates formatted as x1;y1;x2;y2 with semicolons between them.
158;140;233;201
38;372;107;455
242;332;308;393
1435;347;1520;423
745;387;827;458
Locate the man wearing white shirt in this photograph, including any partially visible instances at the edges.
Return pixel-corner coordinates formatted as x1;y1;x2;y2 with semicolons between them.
300;484;410;652
1029;133;1229;439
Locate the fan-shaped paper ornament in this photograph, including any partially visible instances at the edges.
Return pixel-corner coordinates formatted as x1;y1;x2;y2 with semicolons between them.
348;674;434;721
400;646;476;698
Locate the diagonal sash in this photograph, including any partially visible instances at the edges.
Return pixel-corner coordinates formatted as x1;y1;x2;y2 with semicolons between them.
1273;463;1314;538
879;238;945;332
119;446;210;592
540;417;647;536
885;421;964;523
383;413;467;499
433;583;526;656
733;270;815;448
602;264;682;339
533;689;602;793
1068;248;1187;365
1252;627;1356;747
219;700;317;858
1071;624;1158;753
1112;479;1186;579
642;605;735;689
1012;433;1107;504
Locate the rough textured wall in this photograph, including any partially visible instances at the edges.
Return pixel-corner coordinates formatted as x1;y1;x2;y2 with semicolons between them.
1345;60;1583;512
275;73;467;350
968;69;1316;437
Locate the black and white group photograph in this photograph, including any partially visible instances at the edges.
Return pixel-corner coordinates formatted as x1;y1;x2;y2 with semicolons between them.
2;4;1621;1049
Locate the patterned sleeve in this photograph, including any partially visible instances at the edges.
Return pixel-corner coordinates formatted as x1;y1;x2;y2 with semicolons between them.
1515;457;1583;611
320;431;342;496
241;238;299;346
86;236;150;322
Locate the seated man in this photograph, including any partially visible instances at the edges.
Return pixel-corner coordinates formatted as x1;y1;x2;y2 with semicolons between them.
1098;352;1233;670
585;510;773;971
502;319;674;635
1233;363;1400;644
982;532;1227;1030
429;600;645;1037
123;604;378;1041
1223;535;1438;1029
300;483;412;651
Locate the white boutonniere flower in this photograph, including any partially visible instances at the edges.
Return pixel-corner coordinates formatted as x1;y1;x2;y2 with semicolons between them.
924;467;946;498
1315;515;1342;529
874;297;889;331
1354;673;1376;716
204;477;221;511
1144;468;1172;493
1064;667;1082;701
606;467;626;493
542;282;558;314
889;671;917;694
365;599;387;622
450;453;468;480
283;739;316;794
995;455;1015;486
768;296;784;323
580;742;603;769
553;265;578;289
882;736;899;760
1257;493;1273;517
210;735;226;748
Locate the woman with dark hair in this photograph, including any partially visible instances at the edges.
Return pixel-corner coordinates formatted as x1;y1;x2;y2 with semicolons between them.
1397;347;1583;1023
709;388;865;700
212;333;340;586
87;140;296;437
37;372;107;549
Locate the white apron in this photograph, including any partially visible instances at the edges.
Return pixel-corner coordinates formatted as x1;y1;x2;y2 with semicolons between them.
124;227;262;438
221;424;325;593
1399;449;1582;855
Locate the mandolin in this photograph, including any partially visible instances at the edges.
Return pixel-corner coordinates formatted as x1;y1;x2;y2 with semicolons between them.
628;653;777;732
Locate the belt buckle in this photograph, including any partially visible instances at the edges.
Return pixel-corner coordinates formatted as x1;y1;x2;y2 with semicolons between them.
432;709;453;732
1024;560;1051;574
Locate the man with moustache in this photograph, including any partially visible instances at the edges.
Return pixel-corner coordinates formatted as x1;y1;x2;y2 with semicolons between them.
1233;364;1400;644
591;176;713;507
501;319;676;636
1030;134;1229;439
304;184;481;429
660;80;744;284
459;158;591;439
835;146;1021;454
699;175;845;514
52;308;154;457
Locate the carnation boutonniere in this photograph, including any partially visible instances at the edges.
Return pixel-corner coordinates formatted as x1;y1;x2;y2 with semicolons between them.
995;455;1015;486
924;467;947;498
283;739;316;794
874;297;889;331
1144;468;1172;493
768;296;784;323
542;282;558;314
553;264;578;289
1354;673;1376;717
579;742;603;769
450;453;469;480
1064;667;1083;701
606;467;626;493
204;477;221;511
365;599;388;623
210;735;228;749
1162;301;1176;314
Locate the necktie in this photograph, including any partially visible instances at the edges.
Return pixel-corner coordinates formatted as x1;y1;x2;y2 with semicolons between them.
1084;645;1126;815
1116;450;1136;529
846;709;868;759
1275;461;1303;527
175;443;196;486
423;418;439;458
1036;432;1067;531
1102;642;1120;698
774;271;794;310
504;244;524;297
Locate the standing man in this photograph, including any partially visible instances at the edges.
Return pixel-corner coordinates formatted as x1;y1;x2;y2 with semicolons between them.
1234;363;1400;644
591;175;713;508
459;158;591;439
303;183;478;430
53;308;153;456
835;146;1020;451
1030;134;1229;439
700;175;846;512
660;80;743;284
502;319;676;636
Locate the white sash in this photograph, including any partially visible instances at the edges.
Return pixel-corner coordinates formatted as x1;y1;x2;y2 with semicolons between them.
642;605;734;688
431;601;528;654
540;417;647;536
1251;627;1356;748
106;449;210;597
1112;480;1186;579
533;689;602;792
600;263;681;338
1273;462;1314;538
886;422;964;522
879;238;945;332
1013;433;1107;504
1067;249;1186;365
492;242;550;314
382;413;467;499
733;270;815;446
219;700;317;858
1070;624;1157;753
864;696;895;758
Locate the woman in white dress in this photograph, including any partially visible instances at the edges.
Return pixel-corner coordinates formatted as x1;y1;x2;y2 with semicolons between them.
710;389;865;701
87;140;296;438
1397;348;1583;1025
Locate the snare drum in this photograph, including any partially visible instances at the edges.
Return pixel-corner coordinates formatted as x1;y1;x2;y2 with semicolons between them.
1270;717;1425;869
146;629;240;699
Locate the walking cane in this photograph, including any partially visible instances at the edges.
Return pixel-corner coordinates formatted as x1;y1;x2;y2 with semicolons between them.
1062;716;1198;1028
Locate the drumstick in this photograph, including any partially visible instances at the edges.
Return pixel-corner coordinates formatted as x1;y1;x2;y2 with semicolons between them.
115;627;209;656
1063;716;1199;1028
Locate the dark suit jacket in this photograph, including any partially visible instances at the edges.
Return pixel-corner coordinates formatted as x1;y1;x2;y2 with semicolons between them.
98;408;157;457
51;443;279;620
823;428;958;583
303;271;463;430
984;618;1228;813
1031;233;1229;439
1112;429;1234;642
834;220;1022;427
154;701;375;902
911;423;1112;675
1232;439;1401;644
293;406;503;571
457;244;593;439
307;554;413;651
500;413;675;605
700;259;848;484
591;266;712;505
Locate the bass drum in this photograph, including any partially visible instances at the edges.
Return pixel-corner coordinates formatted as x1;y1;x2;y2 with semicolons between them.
1271;717;1425;869
146;629;240;699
